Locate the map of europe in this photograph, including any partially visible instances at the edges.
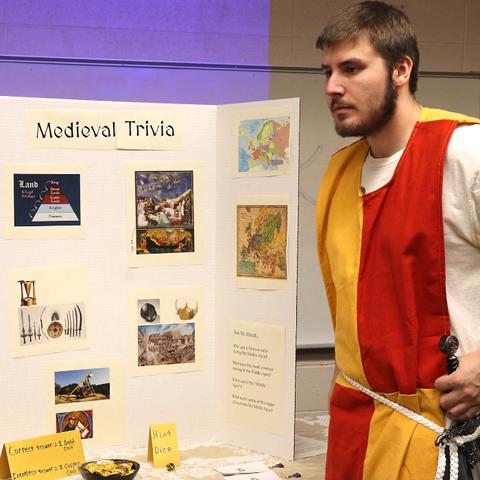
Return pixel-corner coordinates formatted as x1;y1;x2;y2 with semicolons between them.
238;116;290;174
237;205;288;280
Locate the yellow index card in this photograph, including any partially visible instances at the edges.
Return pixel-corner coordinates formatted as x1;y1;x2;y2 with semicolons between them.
147;423;180;468
0;430;85;480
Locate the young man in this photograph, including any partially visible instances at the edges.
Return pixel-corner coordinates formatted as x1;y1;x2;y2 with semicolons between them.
316;1;480;478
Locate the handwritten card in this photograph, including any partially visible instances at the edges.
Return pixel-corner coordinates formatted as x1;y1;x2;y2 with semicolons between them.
147;423;180;468
0;430;84;480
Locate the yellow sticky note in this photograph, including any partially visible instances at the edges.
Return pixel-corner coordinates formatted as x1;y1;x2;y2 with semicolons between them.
147;423;180;468
0;430;84;480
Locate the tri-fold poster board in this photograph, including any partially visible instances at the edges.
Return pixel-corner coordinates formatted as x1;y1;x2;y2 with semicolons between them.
0;95;300;463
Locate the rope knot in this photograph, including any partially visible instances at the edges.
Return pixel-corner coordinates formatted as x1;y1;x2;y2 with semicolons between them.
342;374;480;480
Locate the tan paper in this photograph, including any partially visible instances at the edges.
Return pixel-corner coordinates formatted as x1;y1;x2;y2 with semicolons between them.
129;285;204;376
7;264;90;357
232;108;291;178
115;111;184;150
147;423;180;468
46;358;125;449
236;195;289;290
27;110;184;151
228;320;286;435
27;110;117;150
126;161;203;267
3;164;85;240
0;430;84;480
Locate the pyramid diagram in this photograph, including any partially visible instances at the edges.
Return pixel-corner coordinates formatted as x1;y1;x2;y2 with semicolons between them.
32;182;79;222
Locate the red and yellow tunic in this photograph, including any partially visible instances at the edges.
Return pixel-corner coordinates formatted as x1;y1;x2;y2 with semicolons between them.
316;108;480;479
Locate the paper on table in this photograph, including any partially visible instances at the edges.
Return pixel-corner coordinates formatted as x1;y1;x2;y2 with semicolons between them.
214;461;269;475
147;423;180;468
227;471;281;480
0;430;84;480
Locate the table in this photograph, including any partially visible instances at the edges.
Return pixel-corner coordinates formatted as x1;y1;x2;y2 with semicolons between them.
71;413;328;480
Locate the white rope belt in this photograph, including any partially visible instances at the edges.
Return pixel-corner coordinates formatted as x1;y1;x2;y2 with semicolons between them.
343;373;480;480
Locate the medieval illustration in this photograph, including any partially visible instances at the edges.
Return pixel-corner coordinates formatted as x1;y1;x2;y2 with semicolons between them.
18;280;86;346
238;116;290;175
13;172;81;227
16;279;86;346
137;323;195;367
55;368;110;404
8;265;89;357
237;205;288;280
130;286;204;375
135;170;194;254
56;409;93;439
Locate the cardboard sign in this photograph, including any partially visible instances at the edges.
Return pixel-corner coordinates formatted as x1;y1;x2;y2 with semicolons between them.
147;423;180;468
0;430;85;479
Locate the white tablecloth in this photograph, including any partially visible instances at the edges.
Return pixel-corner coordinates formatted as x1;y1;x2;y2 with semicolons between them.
71;413;328;480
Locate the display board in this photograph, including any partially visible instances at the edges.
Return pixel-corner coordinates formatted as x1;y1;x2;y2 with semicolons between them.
0;96;299;459
1;58;479;349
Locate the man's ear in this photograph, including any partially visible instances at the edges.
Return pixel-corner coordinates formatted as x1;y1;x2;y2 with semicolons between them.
392;56;413;88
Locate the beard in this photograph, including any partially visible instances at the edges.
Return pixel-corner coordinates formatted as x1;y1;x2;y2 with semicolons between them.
331;74;398;138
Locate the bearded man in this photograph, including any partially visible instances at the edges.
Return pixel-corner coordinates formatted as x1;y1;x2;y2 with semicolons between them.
316;2;480;479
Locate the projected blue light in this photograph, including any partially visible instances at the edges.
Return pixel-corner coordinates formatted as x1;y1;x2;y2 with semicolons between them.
0;0;271;103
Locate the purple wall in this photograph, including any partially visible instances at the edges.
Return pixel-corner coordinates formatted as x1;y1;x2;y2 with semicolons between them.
0;0;271;103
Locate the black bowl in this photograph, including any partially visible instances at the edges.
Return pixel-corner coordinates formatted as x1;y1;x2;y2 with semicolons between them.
78;459;140;480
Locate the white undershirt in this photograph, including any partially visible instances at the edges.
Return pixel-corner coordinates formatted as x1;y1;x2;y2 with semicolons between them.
361;124;480;356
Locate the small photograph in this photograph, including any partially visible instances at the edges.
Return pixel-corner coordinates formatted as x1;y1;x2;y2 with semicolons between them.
17;301;86;346
138;323;195;366
174;295;199;321
135;170;194;255
136;227;194;254
237;205;288;280
8;264;89;357
13;173;81;227
55;367;110;404
56;410;93;439
137;298;160;324
238;116;290;175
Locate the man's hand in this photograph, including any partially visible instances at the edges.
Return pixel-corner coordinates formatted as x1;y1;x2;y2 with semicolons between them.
434;350;480;420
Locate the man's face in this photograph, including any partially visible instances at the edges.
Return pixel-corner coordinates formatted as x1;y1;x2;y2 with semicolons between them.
321;34;397;138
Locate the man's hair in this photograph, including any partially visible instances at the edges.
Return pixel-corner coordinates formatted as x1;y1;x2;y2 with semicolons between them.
316;1;419;94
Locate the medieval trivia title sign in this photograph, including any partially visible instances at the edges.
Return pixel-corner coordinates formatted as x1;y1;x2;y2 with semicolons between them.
27;110;184;150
